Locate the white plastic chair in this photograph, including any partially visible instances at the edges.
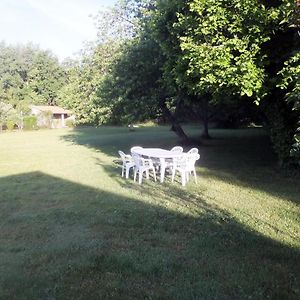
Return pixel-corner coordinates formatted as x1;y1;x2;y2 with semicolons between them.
118;151;135;179
187;148;199;154
170;146;183;153
161;146;184;177
132;153;157;184
130;146;143;154
171;153;200;186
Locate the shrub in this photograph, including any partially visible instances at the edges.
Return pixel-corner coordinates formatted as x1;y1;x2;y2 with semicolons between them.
23;116;37;130
263;99;298;167
6;120;15;131
41;110;53;129
52;119;60;129
290;130;300;165
66;119;75;128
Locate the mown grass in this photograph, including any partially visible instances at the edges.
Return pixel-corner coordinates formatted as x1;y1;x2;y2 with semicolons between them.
0;125;299;299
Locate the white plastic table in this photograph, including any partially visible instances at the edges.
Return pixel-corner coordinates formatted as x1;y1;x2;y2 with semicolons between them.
131;148;184;183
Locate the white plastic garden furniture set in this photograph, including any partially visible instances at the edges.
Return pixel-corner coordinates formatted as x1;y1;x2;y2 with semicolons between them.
118;146;200;186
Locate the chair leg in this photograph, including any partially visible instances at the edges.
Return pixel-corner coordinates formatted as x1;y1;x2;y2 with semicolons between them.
193;169;197;183
171;168;176;182
146;169;149;179
160;164;166;183
181;171;186;187
125;166;130;179
134;169;137;182
139;171;143;184
152;167;156;181
121;165;125;177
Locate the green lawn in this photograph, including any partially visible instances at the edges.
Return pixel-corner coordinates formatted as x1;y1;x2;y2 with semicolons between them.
0;126;299;299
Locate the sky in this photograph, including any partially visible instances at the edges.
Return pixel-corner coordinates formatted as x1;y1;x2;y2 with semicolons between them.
0;0;117;61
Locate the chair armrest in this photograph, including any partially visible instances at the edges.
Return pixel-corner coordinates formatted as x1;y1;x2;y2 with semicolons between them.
124;154;133;162
141;158;153;166
172;156;187;168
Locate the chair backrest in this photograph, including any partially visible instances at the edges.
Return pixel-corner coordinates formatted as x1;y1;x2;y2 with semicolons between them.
118;150;125;161
172;154;186;167
118;150;132;163
187;148;199;154
174;153;199;170
170;146;183;153
132;153;142;167
186;153;200;170
131;146;143;154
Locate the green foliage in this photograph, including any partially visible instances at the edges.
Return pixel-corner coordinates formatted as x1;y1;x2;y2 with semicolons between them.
93;0;143;43
278;0;300;25
157;0;270;100
148;0;274;138
264;102;296;166
153;0;268;101
277;51;300;163
57;42;123;125
98;37;162;124
65;118;75;128
0;101;29;130
57;0;159;126
278;51;300;110
1;0;297;168
28;51;66;105
6;120;15;131
0;42;66;107
0;102;13;126
42;110;53;129
23;116;37;130
57;0;141;126
258;1;300;166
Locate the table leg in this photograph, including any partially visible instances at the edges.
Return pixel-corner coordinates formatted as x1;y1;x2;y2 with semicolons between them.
160;158;166;183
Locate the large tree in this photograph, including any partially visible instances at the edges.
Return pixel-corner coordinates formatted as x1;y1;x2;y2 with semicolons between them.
57;42;123;125
0;42;66;107
28;50;66;105
151;0;272;138
278;51;300;163
61;0;169;127
257;0;300;166
97;37;162;125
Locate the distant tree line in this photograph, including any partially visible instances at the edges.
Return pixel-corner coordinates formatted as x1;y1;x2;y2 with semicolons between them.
0;0;299;167
0;42;66;129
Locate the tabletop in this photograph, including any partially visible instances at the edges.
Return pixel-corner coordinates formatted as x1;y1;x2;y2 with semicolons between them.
132;148;184;158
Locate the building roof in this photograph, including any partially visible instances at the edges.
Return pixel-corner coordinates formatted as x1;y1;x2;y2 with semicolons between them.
31;105;72;115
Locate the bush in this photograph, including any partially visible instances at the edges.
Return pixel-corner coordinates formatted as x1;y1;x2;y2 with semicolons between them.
45;111;53;128
66;119;75;128
23;116;37;130
290;130;300;165
263;100;298;167
6;120;15;131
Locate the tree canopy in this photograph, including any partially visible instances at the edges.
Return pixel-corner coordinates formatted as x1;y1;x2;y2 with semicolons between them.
0;42;65;107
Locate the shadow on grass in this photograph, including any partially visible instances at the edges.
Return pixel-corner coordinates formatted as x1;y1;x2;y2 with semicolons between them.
62;127;299;205
1;171;299;299
100;160;300;246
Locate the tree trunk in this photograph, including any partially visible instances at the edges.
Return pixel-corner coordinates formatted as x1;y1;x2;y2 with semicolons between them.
202;116;210;139
159;97;189;141
200;97;211;139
